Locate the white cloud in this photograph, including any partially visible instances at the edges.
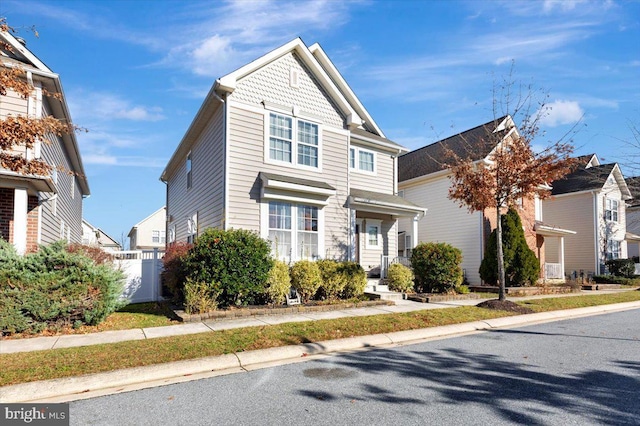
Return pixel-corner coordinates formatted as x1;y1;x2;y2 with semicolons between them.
538;100;584;127
68;91;165;122
543;0;588;13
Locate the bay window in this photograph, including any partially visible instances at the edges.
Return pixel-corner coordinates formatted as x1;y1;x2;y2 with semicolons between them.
267;201;319;260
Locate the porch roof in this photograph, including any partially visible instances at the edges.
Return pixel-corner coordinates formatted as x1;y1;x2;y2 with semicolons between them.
534;221;576;237
348;188;426;217
625;232;640;242
0;170;57;194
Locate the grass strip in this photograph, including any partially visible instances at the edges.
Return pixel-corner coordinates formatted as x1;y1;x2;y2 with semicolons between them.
1;291;639;386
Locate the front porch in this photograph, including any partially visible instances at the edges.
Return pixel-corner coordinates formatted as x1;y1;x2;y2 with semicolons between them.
347;188;426;277
535;221;576;282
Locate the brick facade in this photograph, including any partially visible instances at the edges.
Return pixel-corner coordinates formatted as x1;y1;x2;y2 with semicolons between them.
0;188;40;252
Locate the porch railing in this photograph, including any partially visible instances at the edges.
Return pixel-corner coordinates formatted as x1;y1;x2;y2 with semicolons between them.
380;255;411;279
544;262;563;280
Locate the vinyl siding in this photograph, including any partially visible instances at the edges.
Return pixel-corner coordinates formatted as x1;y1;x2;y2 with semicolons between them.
39;98;83;244
0;88;30;158
349;142;395;195
399;174;484;284
543;192;597;275
166;103;225;242
131;207;166;249
231;52;344;129
226;102;350;257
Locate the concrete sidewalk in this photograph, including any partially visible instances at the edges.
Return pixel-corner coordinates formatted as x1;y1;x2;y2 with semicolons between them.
0;289;634;354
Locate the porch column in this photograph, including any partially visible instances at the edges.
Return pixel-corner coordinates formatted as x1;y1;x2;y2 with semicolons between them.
412;214;419;248
349;209;356;261
559;236;565;277
13;188;28;255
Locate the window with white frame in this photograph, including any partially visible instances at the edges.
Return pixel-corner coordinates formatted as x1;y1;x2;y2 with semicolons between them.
187;212;197;244
152;230;166;244
349;147;375;173
186;152;193;189
606;239;621;260
268;113;319;168
605;198;619;222
168;225;176;244
366;220;382;249
268;201;319;260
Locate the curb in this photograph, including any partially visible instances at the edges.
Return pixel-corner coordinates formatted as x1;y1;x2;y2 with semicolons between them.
2;301;640;403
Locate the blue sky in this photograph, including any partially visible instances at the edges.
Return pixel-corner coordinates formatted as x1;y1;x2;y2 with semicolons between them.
3;0;639;246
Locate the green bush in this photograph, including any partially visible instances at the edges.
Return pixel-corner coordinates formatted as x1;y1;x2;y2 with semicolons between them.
161;242;192;302
480;208;540;287
455;284;470;294
411;242;463;293
593;275;640;285
265;260;291;305
0;240;125;335
605;259;636;278
183;278;219;314
290;260;322;303
340;261;367;299
185;228;273;308
387;263;414;293
316;260;348;300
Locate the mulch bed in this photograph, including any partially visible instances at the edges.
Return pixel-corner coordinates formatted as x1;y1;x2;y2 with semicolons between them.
476;299;535;314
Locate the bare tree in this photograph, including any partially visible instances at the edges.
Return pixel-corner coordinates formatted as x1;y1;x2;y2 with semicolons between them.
445;69;578;301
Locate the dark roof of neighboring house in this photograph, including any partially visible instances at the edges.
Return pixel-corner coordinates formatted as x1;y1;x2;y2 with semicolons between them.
550;163;616;195
398;116;508;182
625;176;640;206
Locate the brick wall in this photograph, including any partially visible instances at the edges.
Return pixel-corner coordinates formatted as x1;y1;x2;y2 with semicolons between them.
0;188;40;251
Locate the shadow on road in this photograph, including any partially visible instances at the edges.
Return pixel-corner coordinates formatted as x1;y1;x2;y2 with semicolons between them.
297;341;640;425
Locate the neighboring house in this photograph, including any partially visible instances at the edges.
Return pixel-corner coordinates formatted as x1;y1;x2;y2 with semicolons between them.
0;30;89;254
624;176;640;259
160;38;425;275
81;219;121;251
543;154;632;276
397;116;574;285
128;206;167;250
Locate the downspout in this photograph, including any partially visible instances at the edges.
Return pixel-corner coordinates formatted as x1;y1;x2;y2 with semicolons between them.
593;190;600;274
216;90;228;231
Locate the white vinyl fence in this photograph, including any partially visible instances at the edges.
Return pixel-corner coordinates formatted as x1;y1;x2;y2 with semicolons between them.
112;249;165;304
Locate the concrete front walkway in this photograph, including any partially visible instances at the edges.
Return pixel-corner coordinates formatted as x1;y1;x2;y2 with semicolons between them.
0;289;633;355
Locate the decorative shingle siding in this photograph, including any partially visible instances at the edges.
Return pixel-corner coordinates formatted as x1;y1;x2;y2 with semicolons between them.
231;52;345;130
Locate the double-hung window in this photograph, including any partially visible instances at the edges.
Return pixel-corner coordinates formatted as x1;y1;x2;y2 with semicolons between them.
268;113;319;168
349;147;375;173
268;201;319;260
605;198;619;222
152;230;166;244
606;240;621;260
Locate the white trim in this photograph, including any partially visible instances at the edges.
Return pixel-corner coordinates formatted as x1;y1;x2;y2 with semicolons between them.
349;146;377;175
13;188;28;255
223;92;229;230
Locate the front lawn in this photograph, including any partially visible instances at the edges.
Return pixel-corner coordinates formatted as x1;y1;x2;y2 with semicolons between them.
1;290;639;386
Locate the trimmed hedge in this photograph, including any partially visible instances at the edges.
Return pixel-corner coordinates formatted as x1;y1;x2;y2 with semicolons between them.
387;263;414;293
290;260;322;303
184;228;273;308
265;260;291;305
411;242;463;293
605;259;636;278
0;240;125;335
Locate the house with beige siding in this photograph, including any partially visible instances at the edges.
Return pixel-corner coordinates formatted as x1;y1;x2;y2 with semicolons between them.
0;30;89;254
81;219;121;251
543;154;632;276
128;206;166;250
397;116;574;285
161;38;425;275
624;177;640;259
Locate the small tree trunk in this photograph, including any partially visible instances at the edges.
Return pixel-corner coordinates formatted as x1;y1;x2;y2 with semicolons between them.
496;207;506;301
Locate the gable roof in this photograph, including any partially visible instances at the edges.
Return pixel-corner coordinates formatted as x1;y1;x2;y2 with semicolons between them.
82;219;121;248
398;116;509;182
127;206;166;238
551;161;632;199
626;176;640;206
162;38;404;181
0;30;90;196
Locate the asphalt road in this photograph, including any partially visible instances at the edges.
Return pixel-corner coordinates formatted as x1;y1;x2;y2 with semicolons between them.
70;309;640;425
